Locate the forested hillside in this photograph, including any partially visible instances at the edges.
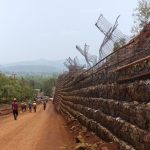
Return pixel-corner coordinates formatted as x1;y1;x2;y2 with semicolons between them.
25;75;57;97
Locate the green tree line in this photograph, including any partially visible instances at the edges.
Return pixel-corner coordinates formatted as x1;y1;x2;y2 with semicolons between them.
0;73;34;104
24;75;57;97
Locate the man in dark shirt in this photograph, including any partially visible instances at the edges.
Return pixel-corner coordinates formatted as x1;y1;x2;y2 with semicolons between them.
28;101;32;112
43;101;46;110
12;98;18;120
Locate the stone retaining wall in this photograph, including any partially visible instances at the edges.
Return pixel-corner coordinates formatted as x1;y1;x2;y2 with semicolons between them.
53;55;150;150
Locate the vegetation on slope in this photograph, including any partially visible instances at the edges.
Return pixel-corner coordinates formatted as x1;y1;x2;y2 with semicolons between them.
0;74;57;104
0;73;34;104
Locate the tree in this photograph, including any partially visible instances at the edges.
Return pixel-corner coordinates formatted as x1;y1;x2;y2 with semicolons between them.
24;75;58;97
132;0;150;35
42;78;56;96
0;74;34;104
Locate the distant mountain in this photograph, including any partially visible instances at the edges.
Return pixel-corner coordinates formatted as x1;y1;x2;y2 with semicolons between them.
4;59;64;67
0;60;66;75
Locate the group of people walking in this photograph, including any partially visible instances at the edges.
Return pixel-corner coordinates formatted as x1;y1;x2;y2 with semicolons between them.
20;101;37;113
12;98;47;120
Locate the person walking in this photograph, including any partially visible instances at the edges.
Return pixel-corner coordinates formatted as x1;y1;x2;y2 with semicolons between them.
32;101;37;112
24;102;27;112
43;101;46;110
21;101;25;112
12;98;18;120
28;101;32;112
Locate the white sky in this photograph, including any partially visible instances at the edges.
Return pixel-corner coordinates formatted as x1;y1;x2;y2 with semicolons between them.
0;0;138;64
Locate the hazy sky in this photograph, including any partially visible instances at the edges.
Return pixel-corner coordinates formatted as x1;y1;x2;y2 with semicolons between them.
0;0;138;64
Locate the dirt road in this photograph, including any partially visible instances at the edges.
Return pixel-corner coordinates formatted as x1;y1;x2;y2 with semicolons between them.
0;102;73;150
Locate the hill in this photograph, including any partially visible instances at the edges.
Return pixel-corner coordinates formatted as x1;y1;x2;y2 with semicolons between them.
0;60;65;76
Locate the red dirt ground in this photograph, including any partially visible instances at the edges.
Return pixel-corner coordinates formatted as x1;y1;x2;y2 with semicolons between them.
0;102;74;150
